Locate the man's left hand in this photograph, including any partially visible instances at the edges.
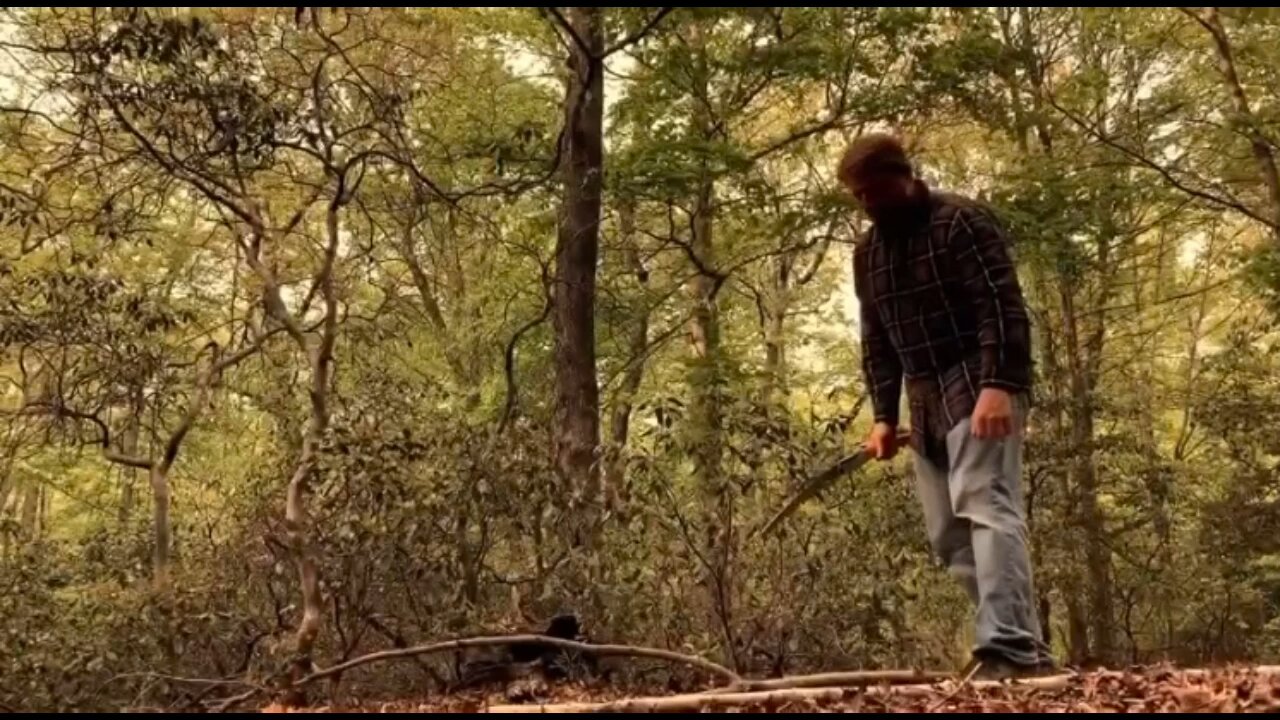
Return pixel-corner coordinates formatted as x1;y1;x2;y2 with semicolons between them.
971;387;1014;439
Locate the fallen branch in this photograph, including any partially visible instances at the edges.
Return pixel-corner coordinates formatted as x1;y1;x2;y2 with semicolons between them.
722;669;951;693
1170;665;1280;678
491;667;1280;713
489;674;1081;713
491;686;863;713
297;635;742;689
926;660;982;712
208;688;261;714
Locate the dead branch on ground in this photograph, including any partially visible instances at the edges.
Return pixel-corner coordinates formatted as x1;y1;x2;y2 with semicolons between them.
298;634;742;688
488;674;1080;713
722;669;951;693
489;666;1280;713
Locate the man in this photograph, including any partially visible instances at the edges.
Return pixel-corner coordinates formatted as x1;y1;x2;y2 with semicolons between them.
839;133;1052;678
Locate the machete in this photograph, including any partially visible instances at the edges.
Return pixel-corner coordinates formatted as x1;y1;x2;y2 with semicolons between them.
755;430;912;540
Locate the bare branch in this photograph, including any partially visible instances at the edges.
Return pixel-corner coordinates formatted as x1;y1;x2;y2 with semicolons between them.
1176;7;1217;37
540;7;591;58
498;275;553;436
487;674;1089;713
604;8;675;58
794;234;837;286
728;669;952;693
297;634;742;689
1045;94;1279;232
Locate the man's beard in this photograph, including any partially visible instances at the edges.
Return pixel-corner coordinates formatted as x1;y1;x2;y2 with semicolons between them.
871;202;923;231
870;183;928;232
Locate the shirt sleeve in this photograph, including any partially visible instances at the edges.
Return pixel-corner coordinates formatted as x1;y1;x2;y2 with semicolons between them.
854;244;903;425
950;205;1032;392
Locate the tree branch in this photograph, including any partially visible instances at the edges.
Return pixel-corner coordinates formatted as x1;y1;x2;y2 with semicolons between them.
1045;94;1279;232
726;669;951;693
296;634;743;689
794;233;836;286
488;674;1084;713
157;328;283;474
603;8;675;58
497;282;553;436
540;7;591;59
20;401;153;469
1176;7;1217;38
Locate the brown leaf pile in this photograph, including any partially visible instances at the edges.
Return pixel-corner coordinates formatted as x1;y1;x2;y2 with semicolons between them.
869;668;1280;714
263;667;1280;713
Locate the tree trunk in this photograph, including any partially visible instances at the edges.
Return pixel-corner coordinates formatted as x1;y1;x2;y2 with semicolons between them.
680;23;736;668
553;6;605;539
20;483;40;538
605;203;649;508
397;197;478;405
759;228;832;405
278;199;344;697
119;388;144;523
689;176;723;486
690;161;736;669
0;468;12;532
1060;286;1114;665
149;465;172;588
761;256;790;405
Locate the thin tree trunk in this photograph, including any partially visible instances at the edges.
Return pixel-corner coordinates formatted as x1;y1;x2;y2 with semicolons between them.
455;507;480;607
605;203;649;508
690;183;732;649
759;228;832;405
285;200;343;690
761;256;790;405
686;81;736;669
20;483;39;538
689;175;723;490
149;465;172;587
119;387;143;523
234;182;345;699
397;198;477;400
553;6;606;540
0;468;12;531
1061;286;1114;665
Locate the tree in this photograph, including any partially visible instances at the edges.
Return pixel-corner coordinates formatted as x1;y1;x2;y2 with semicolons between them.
550;7;606;545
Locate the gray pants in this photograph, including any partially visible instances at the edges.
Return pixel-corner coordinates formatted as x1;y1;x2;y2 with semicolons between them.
912;397;1049;666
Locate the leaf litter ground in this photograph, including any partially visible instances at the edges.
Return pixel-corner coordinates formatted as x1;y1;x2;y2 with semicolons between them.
262;666;1280;713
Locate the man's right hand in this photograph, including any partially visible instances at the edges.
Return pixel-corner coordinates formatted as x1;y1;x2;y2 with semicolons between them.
865;422;900;461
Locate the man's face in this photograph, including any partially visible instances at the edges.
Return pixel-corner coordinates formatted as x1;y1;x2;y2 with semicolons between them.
846;170;916;221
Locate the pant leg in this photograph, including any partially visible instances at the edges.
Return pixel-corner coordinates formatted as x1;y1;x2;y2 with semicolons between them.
945;396;1048;666
912;449;979;605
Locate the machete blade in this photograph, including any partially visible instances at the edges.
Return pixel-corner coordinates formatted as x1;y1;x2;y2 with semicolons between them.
754;430;910;539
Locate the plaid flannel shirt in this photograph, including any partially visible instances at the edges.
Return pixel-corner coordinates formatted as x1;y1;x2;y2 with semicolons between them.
853;187;1032;462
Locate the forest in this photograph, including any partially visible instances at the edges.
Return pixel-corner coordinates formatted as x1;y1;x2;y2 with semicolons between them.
0;6;1278;713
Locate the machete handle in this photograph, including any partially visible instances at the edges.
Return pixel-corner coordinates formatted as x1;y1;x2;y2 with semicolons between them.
863;429;913;456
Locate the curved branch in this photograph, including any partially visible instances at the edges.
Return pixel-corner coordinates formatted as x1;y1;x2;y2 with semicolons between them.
157;329;283;474
297;634;742;689
20;401;154;469
794;233;836;286
497;292;553;436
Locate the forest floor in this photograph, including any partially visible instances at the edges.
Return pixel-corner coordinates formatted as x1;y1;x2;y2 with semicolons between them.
261;666;1280;713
